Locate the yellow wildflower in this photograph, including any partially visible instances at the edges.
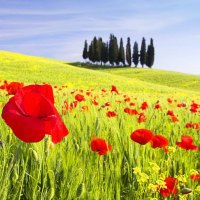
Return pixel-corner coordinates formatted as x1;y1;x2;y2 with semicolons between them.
133;167;141;175
149;162;160;173
148;183;158;192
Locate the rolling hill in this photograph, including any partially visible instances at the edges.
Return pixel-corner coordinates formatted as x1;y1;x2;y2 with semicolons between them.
0;51;200;97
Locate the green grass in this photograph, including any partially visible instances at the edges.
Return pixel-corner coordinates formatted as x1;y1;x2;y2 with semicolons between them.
70;62;200;93
0;51;200;199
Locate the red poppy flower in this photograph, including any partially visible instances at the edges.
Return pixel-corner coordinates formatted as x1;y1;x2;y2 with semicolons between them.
6;82;24;95
186;123;192;128
111;85;119;94
107;111;117;118
0;80;8;90
129;102;135;106
124;108;138;116
75;94;85;102
190;174;200;181
167;98;173;104
171;115;179;122
124;97;131;102
190;102;199;113
160;177;178;198
82;105;89;112
167;110;174;116
2;84;68;144
90;135;112;155
177;103;186;107
92;99;98;106
154;103;161;109
140;102;148;110
151;135;169;153
130;128;153;145
138;113;146;123
176;136;198;150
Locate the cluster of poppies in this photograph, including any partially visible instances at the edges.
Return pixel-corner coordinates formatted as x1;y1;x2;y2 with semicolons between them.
130;128;198;152
0;80;24;95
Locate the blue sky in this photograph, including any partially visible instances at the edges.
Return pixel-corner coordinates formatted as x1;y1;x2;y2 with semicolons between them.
1;0;200;74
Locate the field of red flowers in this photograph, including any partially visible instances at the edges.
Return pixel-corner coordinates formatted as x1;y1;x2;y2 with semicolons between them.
0;80;199;199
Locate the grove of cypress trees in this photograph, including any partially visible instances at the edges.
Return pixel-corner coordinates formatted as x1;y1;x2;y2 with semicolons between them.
146;38;154;68
83;34;154;68
140;37;146;68
126;37;131;67
118;38;125;66
132;41;139;67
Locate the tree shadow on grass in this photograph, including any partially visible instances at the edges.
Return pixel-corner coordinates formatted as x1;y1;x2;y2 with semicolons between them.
66;62;132;70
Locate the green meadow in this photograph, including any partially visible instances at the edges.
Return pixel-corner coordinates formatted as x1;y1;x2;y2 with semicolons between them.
0;51;200;199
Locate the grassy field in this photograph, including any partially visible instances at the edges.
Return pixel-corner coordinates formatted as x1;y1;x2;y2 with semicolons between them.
0;51;200;199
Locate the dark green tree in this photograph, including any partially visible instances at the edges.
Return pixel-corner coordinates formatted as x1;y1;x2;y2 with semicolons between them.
140;37;146;68
132;41;139;67
118;38;125;66
101;42;109;65
88;41;95;63
146;38;154;68
113;36;119;65
82;40;88;61
93;36;100;63
126;37;131;67
109;34;115;66
98;37;103;65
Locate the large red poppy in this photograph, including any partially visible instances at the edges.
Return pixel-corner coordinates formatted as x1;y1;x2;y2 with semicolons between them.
90;136;112;155
160;177;178;198
2;84;68;143
130;128;153;145
151;135;169;153
176;136;198;151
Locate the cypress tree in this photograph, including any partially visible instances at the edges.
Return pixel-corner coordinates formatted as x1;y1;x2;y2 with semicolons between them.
113;36;119;65
146;38;154;68
126;37;131;67
132;41;139;67
109;34;114;66
82;40;88;61
140;37;146;68
118;38;125;66
88;41;95;63
102;42;109;65
98;37;103;65
93;36;100;63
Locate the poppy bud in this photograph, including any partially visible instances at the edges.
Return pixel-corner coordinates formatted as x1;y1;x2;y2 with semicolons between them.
76;183;85;198
181;187;192;194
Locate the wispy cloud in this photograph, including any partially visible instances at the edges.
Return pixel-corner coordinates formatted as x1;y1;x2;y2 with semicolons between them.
0;0;200;74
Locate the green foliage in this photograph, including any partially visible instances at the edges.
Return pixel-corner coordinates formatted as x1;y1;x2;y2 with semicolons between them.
140;37;146;68
126;37;132;67
146;38;154;68
132;41;139;67
82;40;88;60
118;38;125;66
